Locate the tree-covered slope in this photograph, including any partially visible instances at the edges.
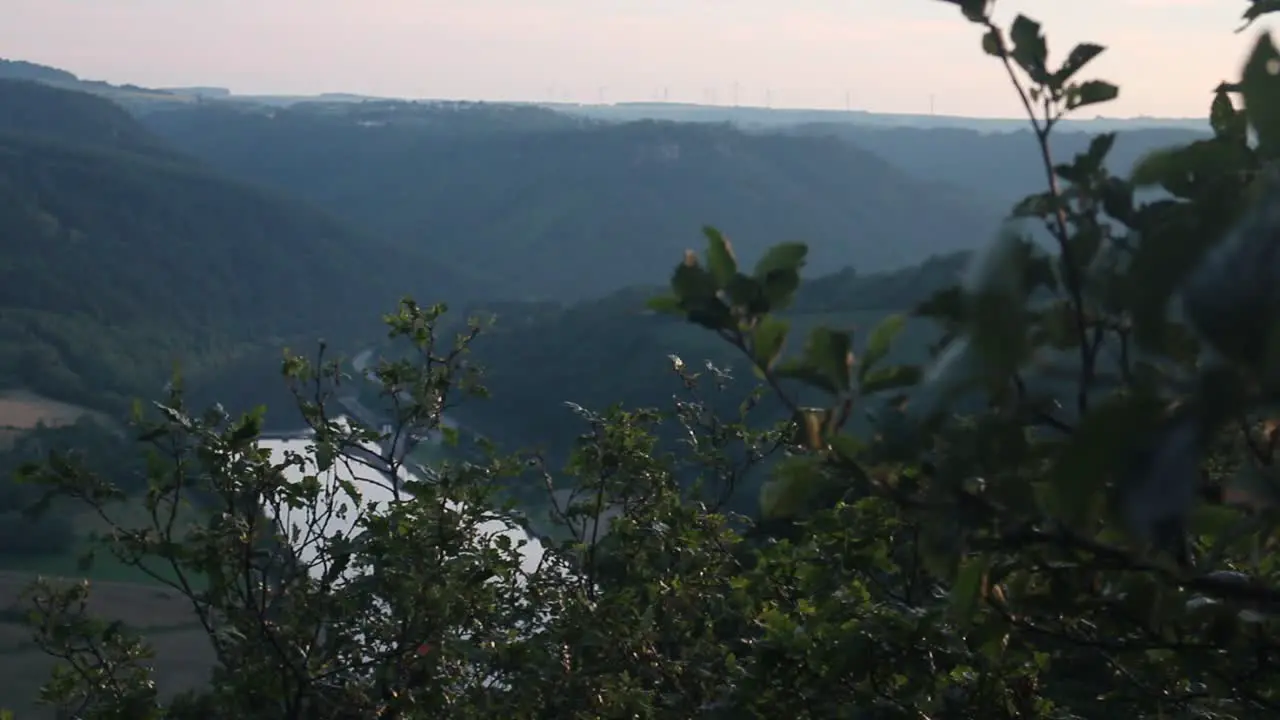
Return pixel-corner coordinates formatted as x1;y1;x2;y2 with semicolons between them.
0;79;181;160
446;254;967;460
0;83;462;415
788;122;1206;209
142;104;1002;301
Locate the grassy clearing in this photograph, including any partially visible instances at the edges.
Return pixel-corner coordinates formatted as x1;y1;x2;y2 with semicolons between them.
0;496;212;586
0;388;114;450
0;389;111;430
0;571;214;718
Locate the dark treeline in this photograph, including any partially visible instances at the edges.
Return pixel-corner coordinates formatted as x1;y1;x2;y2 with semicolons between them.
0;82;466;418
142;102;1003;302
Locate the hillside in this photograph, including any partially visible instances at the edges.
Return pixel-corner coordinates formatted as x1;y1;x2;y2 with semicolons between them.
0;59;76;84
0;58;191;112
0;82;463;418
789;122;1207;209
444;254;966;464
142;104;1002;302
0;79;180;160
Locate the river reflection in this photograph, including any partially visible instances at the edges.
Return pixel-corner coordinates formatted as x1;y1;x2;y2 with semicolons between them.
257;434;547;576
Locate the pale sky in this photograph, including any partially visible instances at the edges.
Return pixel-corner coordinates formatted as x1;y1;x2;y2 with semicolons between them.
1;0;1270;117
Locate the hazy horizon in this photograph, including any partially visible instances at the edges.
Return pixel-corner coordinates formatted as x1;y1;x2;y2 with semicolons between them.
3;0;1271;118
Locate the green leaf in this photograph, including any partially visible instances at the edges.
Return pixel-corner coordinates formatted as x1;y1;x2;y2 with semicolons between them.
950;555;989;625
919;518;965;579
686;298;733;330
646;295;683;314
1054;42;1105;85
1010;191;1055;219
1084;132;1116;170
806;327;855;394
1023;252;1059;294
1224;463;1280;510
774;328;857;396
826;433;866;461
760;455;827;519
1241;32;1280;157
316;443;336;473
914;286;966;326
859;364;923;395
703;226;737;287
981;29;1003;57
753;242;808;278
967;291;1030;377
229;411;263;445
1129;147;1182;188
1100;176;1134;223
752;316;789;371
1210;90;1248;142
724;273;768;315
1035;300;1082;350
1239;0;1280;32
1009;15;1049;82
859;313;906;382
761;268;802;312
956;0;991;22
1129;138;1251;197
1054;135;1113;184
775;361;838;395
935;0;989;22
671;258;718;303
1045;395;1164;527
1189;504;1245;538
1068;80;1119;110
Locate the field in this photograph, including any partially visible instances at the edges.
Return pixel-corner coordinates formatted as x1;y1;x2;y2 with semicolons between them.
0;390;215;715
0;570;214;718
2;499;209;585
0;388;111;449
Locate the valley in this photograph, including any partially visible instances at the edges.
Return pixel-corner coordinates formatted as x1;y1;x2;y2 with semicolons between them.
0;33;1245;716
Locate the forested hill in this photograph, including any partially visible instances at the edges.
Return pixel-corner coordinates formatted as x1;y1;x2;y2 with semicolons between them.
444;252;968;465
0;82;461;415
789;122;1206;208
0;79;180;160
142;104;1002;302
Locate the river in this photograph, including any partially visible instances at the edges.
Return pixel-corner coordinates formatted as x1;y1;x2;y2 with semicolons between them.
258;349;545;578
257;432;547;576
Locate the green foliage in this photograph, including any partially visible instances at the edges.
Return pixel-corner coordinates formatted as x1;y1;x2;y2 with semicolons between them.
655;1;1280;715
16;2;1280;718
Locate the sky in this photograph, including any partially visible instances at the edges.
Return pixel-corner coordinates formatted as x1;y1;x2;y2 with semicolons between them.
1;0;1271;118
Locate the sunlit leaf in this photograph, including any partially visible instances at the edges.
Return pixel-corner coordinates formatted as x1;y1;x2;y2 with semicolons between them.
646;295;683;314
859;314;906;382
752;316;789;371
752;242;808;278
859;364;923;395
703;226;738;288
